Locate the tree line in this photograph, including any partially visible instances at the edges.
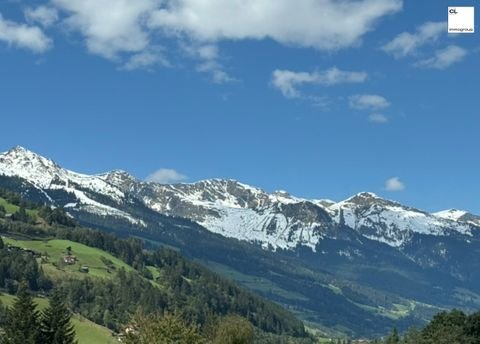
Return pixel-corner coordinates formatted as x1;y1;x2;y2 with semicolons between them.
377;309;480;344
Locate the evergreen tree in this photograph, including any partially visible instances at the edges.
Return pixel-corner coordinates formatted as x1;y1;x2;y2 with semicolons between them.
13;206;29;222
39;289;77;344
2;281;40;344
465;312;480;344
421;309;467;344
401;327;422;344
385;328;400;344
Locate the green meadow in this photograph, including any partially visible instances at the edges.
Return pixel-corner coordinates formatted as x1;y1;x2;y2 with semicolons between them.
2;237;134;280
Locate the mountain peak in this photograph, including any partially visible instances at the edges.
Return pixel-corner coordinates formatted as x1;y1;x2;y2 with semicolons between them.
435;209;467;217
434;209;480;226
9;145;28;153
0;146;127;203
343;191;383;204
99;170;139;190
356;191;380;198
4;146;51;161
272;190;291;197
101;169;136;180
271;190;305;204
0;146;61;186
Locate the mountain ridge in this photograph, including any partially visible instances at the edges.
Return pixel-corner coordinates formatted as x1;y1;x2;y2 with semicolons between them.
0;146;478;250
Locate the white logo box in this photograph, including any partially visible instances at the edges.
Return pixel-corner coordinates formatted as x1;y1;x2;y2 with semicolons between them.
448;7;475;33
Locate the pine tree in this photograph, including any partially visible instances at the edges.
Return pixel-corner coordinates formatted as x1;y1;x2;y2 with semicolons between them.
13;206;29;222
2;281;40;344
386;328;400;344
39;289;77;344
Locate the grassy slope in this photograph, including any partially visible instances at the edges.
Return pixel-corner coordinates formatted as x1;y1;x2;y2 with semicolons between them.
3;237;134;279
0;197;37;217
0;293;115;344
0;236;160;343
0;235;130;342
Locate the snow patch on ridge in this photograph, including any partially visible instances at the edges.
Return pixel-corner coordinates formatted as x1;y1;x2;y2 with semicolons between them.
434;209;468;221
0;147;144;226
1;146;479;251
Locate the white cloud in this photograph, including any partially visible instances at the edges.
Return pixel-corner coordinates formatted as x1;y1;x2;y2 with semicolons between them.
149;0;402;51
196;44;219;60
349;94;390;110
385;177;406;191
122;47;170;71
145;168;187;184
197;60;235;84
382;21;446;58
368;113;388;123
19;0;401;74
24;6;59;27
0;13;52;53
272;67;368;98
52;0;160;60
183;43;235;83
415;45;467;70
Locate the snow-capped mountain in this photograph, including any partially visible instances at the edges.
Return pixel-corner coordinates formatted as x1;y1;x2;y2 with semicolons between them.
0;146;478;250
0;146;144;226
326;192;473;247
100;169;479;249
105;177;334;250
434;209;480;227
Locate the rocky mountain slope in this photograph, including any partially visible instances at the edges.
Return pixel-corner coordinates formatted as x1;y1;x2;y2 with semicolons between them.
0;146;478;252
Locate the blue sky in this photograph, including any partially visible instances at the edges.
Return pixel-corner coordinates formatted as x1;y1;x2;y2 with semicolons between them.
0;0;478;213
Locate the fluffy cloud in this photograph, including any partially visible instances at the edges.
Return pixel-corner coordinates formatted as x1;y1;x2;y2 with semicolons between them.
146;168;187;184
3;0;403;74
0;13;52;53
5;0;403;72
272;67;368;98
415;45;467;70
368;113;389;123
24;6;59;27
150;0;402;51
385;177;406;191
52;0;160;59
382;21;446;58
349;94;390;110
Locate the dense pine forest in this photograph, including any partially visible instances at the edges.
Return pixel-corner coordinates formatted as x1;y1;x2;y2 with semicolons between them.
374;310;480;344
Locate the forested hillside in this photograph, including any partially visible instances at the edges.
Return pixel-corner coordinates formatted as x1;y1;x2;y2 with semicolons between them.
0;189;311;343
378;310;480;344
